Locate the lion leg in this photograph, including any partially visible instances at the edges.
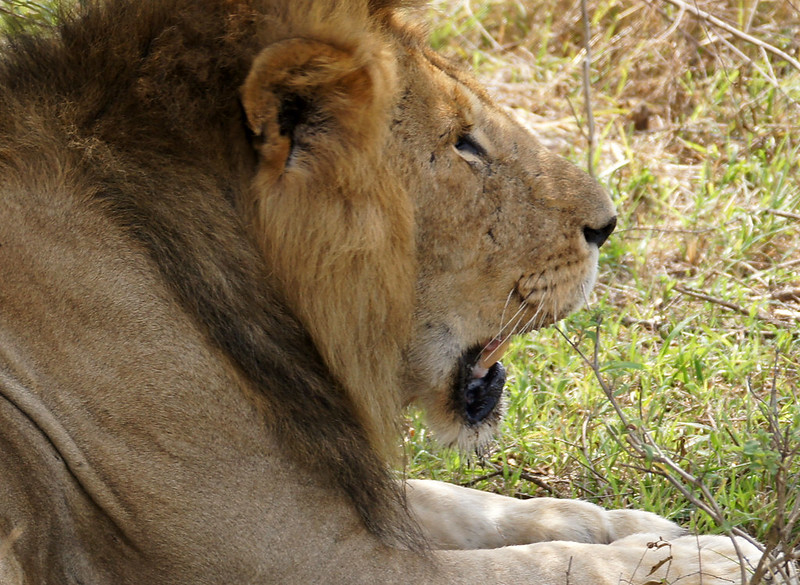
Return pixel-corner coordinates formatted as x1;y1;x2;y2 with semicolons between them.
434;532;764;585
406;479;685;550
606;533;764;584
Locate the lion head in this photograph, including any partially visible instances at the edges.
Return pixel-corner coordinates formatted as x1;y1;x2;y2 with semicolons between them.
239;1;616;453
0;0;616;557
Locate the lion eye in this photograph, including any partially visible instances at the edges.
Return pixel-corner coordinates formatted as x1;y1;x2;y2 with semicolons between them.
454;133;485;158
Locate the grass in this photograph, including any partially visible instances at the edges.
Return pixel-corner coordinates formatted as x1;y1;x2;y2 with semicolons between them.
0;0;60;31
405;0;800;574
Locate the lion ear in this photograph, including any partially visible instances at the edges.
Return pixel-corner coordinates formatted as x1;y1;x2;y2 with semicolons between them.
241;38;396;175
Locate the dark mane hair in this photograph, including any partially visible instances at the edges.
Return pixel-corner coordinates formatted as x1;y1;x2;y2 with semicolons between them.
0;0;422;549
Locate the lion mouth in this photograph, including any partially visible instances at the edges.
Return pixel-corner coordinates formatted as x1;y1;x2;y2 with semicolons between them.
454;337;512;425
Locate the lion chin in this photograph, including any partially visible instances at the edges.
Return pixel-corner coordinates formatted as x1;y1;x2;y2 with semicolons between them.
0;0;762;583
440;244;608;451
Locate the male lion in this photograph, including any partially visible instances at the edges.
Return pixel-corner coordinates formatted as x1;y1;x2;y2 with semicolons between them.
0;0;761;583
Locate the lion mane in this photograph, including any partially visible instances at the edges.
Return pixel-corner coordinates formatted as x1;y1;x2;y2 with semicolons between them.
1;0;422;546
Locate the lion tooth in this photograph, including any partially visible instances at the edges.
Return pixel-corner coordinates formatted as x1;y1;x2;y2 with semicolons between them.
471;365;489;379
477;336;512;371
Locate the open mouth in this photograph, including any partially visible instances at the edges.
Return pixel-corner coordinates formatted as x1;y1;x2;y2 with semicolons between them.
453;337;512;425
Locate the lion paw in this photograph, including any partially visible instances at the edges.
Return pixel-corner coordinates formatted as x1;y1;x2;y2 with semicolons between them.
610;532;763;584
603;508;686;542
510;498;685;545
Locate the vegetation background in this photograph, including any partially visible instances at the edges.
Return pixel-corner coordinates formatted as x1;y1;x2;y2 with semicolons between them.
2;0;798;580
408;0;799;578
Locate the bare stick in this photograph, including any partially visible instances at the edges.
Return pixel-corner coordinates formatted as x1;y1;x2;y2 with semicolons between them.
765;208;800;221
673;285;781;324
656;0;800;73
580;0;596;178
486;461;558;495
461;0;502;51
566;555;573;585
460;469;504;487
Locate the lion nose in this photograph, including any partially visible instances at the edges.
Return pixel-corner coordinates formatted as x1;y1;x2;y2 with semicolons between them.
583;216;617;248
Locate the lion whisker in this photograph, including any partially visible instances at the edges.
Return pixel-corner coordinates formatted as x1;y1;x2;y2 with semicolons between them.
498;287;517;336
580;283;593;311
520;307;543;335
490;298;529;345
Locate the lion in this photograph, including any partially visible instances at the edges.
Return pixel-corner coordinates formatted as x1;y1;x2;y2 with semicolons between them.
0;0;763;583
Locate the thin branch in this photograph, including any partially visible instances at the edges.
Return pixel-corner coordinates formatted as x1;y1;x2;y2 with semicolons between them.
764;209;800;221
0;6;29;19
460;469;503;487
487;461;559;495
744;0;760;33
673;285;779;324
656;0;800;73
775;258;800;270
461;0;502;51
579;0;596;178
709;28;783;92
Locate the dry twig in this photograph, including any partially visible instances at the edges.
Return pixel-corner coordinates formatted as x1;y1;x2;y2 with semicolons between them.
673;285;787;325
765;209;800;222
579;0;596;177
654;0;800;74
460;0;502;51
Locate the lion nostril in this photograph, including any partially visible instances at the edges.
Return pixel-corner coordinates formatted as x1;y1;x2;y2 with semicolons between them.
583;216;617;248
